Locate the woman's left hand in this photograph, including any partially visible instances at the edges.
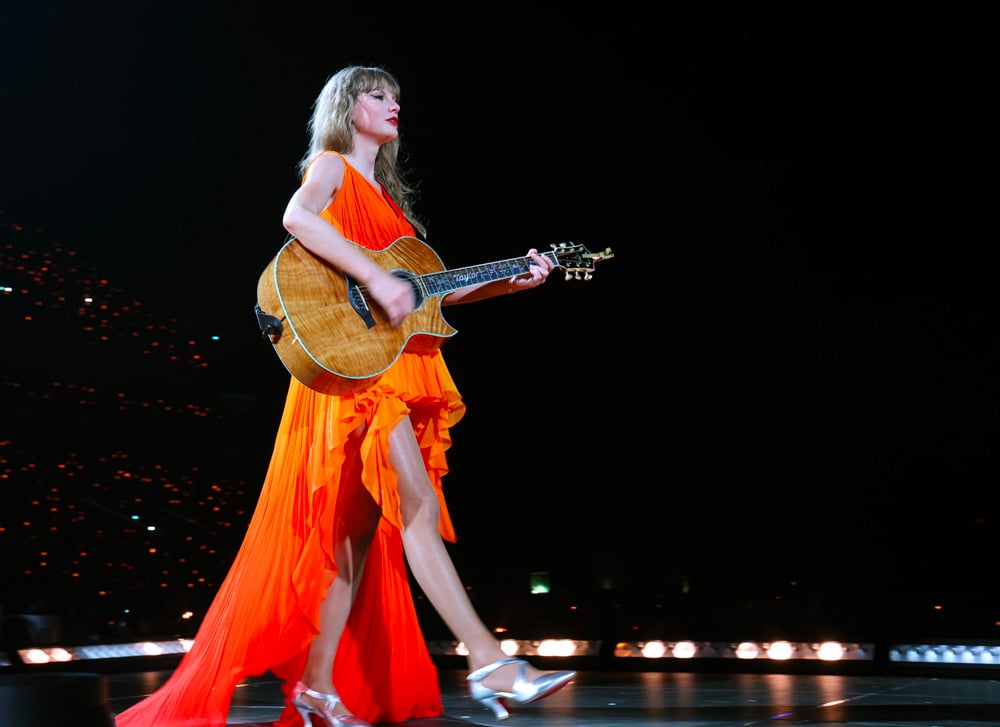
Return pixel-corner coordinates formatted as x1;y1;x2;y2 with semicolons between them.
510;248;554;291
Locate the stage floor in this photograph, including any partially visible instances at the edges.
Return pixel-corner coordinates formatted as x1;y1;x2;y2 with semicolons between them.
104;666;1000;726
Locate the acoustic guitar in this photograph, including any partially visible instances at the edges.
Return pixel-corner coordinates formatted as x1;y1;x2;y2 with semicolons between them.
255;235;613;394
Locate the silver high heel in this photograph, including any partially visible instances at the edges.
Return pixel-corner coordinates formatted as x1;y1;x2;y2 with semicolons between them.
467;657;576;720
290;681;371;726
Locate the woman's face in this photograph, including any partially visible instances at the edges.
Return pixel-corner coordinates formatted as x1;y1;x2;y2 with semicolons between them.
351;87;400;144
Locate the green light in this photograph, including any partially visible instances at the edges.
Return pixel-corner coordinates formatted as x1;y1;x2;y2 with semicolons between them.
529;571;550;594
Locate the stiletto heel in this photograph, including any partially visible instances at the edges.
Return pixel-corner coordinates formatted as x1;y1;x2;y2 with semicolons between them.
290;681;371;726
467;657;576;720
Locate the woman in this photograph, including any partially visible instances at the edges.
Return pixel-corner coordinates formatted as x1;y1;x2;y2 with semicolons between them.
115;65;574;727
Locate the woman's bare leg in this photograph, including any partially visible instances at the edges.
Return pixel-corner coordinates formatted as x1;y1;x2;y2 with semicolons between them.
388;418;549;690
298;436;382;713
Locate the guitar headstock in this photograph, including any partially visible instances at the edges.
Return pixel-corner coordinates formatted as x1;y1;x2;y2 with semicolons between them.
550;242;615;281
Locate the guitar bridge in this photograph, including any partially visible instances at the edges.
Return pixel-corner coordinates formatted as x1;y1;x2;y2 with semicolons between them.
346;276;377;330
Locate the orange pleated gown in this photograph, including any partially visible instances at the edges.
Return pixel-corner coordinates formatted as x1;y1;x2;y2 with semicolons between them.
115;152;466;726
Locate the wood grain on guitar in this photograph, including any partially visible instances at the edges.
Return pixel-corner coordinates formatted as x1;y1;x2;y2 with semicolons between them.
255;236;613;395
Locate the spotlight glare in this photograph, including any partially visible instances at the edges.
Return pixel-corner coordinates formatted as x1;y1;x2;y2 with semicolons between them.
766;641;794;660
537;639;575;657
817;641;845;661
140;642;165;656
21;648;50;664
672;640;697;659
641;641;667;659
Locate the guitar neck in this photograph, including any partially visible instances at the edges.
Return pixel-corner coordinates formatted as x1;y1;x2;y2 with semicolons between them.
419;251;559;296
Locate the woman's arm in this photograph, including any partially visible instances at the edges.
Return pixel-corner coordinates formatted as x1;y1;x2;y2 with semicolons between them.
281;153;416;326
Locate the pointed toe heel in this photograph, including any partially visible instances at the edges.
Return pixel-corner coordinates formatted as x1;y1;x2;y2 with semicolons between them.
467;657;576;720
291;681;371;727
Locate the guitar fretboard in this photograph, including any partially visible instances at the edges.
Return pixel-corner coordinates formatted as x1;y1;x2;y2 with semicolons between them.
420;253;558;296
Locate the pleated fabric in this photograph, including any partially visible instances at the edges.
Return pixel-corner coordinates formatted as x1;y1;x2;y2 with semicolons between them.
115;153;466;726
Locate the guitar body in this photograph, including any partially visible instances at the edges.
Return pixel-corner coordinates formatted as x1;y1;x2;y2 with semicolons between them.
256;236;457;395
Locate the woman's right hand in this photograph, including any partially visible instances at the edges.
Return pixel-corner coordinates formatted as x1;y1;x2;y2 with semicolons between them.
368;271;416;328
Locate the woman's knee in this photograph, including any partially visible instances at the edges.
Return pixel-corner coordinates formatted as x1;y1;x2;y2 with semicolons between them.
401;488;440;529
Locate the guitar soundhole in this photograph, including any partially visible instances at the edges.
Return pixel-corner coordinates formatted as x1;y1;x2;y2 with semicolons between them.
346;271;421;329
394;270;424;309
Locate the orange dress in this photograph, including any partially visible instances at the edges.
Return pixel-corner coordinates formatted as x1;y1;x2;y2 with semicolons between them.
115;152;466;726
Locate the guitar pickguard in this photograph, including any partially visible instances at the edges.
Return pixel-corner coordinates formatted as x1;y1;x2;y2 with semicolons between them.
346;275;376;330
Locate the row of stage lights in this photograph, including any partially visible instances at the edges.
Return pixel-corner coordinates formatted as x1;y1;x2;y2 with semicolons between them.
7;637;1000;671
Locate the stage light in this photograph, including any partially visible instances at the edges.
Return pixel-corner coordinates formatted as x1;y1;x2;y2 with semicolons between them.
537;639;576;657
640;641;667;659
765;641;794;660
890;642;1000;669
816;642;845;661
671;641;697;659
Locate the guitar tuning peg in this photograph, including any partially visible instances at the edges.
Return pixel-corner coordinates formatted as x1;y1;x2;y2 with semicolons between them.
564;271;573;281
583;272;593;281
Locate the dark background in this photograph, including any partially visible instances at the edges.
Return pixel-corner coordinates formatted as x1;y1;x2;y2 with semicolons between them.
2;4;998;640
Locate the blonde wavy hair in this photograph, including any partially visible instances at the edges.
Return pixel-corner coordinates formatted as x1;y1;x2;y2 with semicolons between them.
299;66;425;237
